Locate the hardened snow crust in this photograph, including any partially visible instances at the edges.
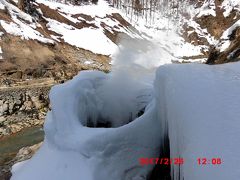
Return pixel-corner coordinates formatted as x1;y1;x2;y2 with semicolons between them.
11;71;161;180
155;62;240;180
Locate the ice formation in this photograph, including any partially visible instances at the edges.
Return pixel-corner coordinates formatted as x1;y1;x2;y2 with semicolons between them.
155;62;240;180
11;40;167;180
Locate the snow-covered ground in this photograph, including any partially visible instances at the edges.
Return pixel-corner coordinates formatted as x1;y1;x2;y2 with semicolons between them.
119;8;205;63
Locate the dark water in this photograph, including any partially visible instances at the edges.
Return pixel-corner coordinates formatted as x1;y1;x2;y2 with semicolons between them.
0;127;44;166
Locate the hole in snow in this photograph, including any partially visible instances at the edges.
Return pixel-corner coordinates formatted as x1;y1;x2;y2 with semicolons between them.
80;87;152;129
85;106;147;128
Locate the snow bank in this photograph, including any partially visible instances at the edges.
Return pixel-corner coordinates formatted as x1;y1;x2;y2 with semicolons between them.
155;62;240;180
11;33;240;179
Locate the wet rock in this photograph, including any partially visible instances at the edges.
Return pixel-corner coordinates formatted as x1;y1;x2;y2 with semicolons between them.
12;142;43;165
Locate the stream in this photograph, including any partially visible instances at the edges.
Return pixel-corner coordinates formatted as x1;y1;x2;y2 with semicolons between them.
0;126;44;167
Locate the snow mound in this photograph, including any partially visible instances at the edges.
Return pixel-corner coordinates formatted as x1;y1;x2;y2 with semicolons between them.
11;40;166;179
155;61;240;180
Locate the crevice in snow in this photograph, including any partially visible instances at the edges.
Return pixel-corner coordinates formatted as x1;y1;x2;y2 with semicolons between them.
148;134;171;180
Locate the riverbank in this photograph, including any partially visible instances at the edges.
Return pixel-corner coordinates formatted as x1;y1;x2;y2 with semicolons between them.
0;126;44;180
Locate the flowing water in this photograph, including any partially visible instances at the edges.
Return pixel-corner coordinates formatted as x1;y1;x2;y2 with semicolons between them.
0;126;44;167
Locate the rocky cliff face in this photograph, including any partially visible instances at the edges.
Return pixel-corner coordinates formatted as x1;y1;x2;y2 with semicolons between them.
0;85;49;137
182;0;240;64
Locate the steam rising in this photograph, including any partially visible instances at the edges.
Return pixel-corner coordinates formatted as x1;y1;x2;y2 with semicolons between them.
96;36;172;127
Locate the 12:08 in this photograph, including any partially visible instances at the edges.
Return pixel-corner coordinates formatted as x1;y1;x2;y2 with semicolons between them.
197;158;222;165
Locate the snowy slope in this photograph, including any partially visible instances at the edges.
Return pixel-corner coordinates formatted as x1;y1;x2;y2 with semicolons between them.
115;0;238;63
0;0;54;43
155;62;240;180
0;0;141;56
118;7;205;63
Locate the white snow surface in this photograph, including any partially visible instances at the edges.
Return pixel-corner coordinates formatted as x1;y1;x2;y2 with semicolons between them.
120;12;204;63
36;0;113;17
12;51;240;180
155;61;240;180
46;18;118;55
